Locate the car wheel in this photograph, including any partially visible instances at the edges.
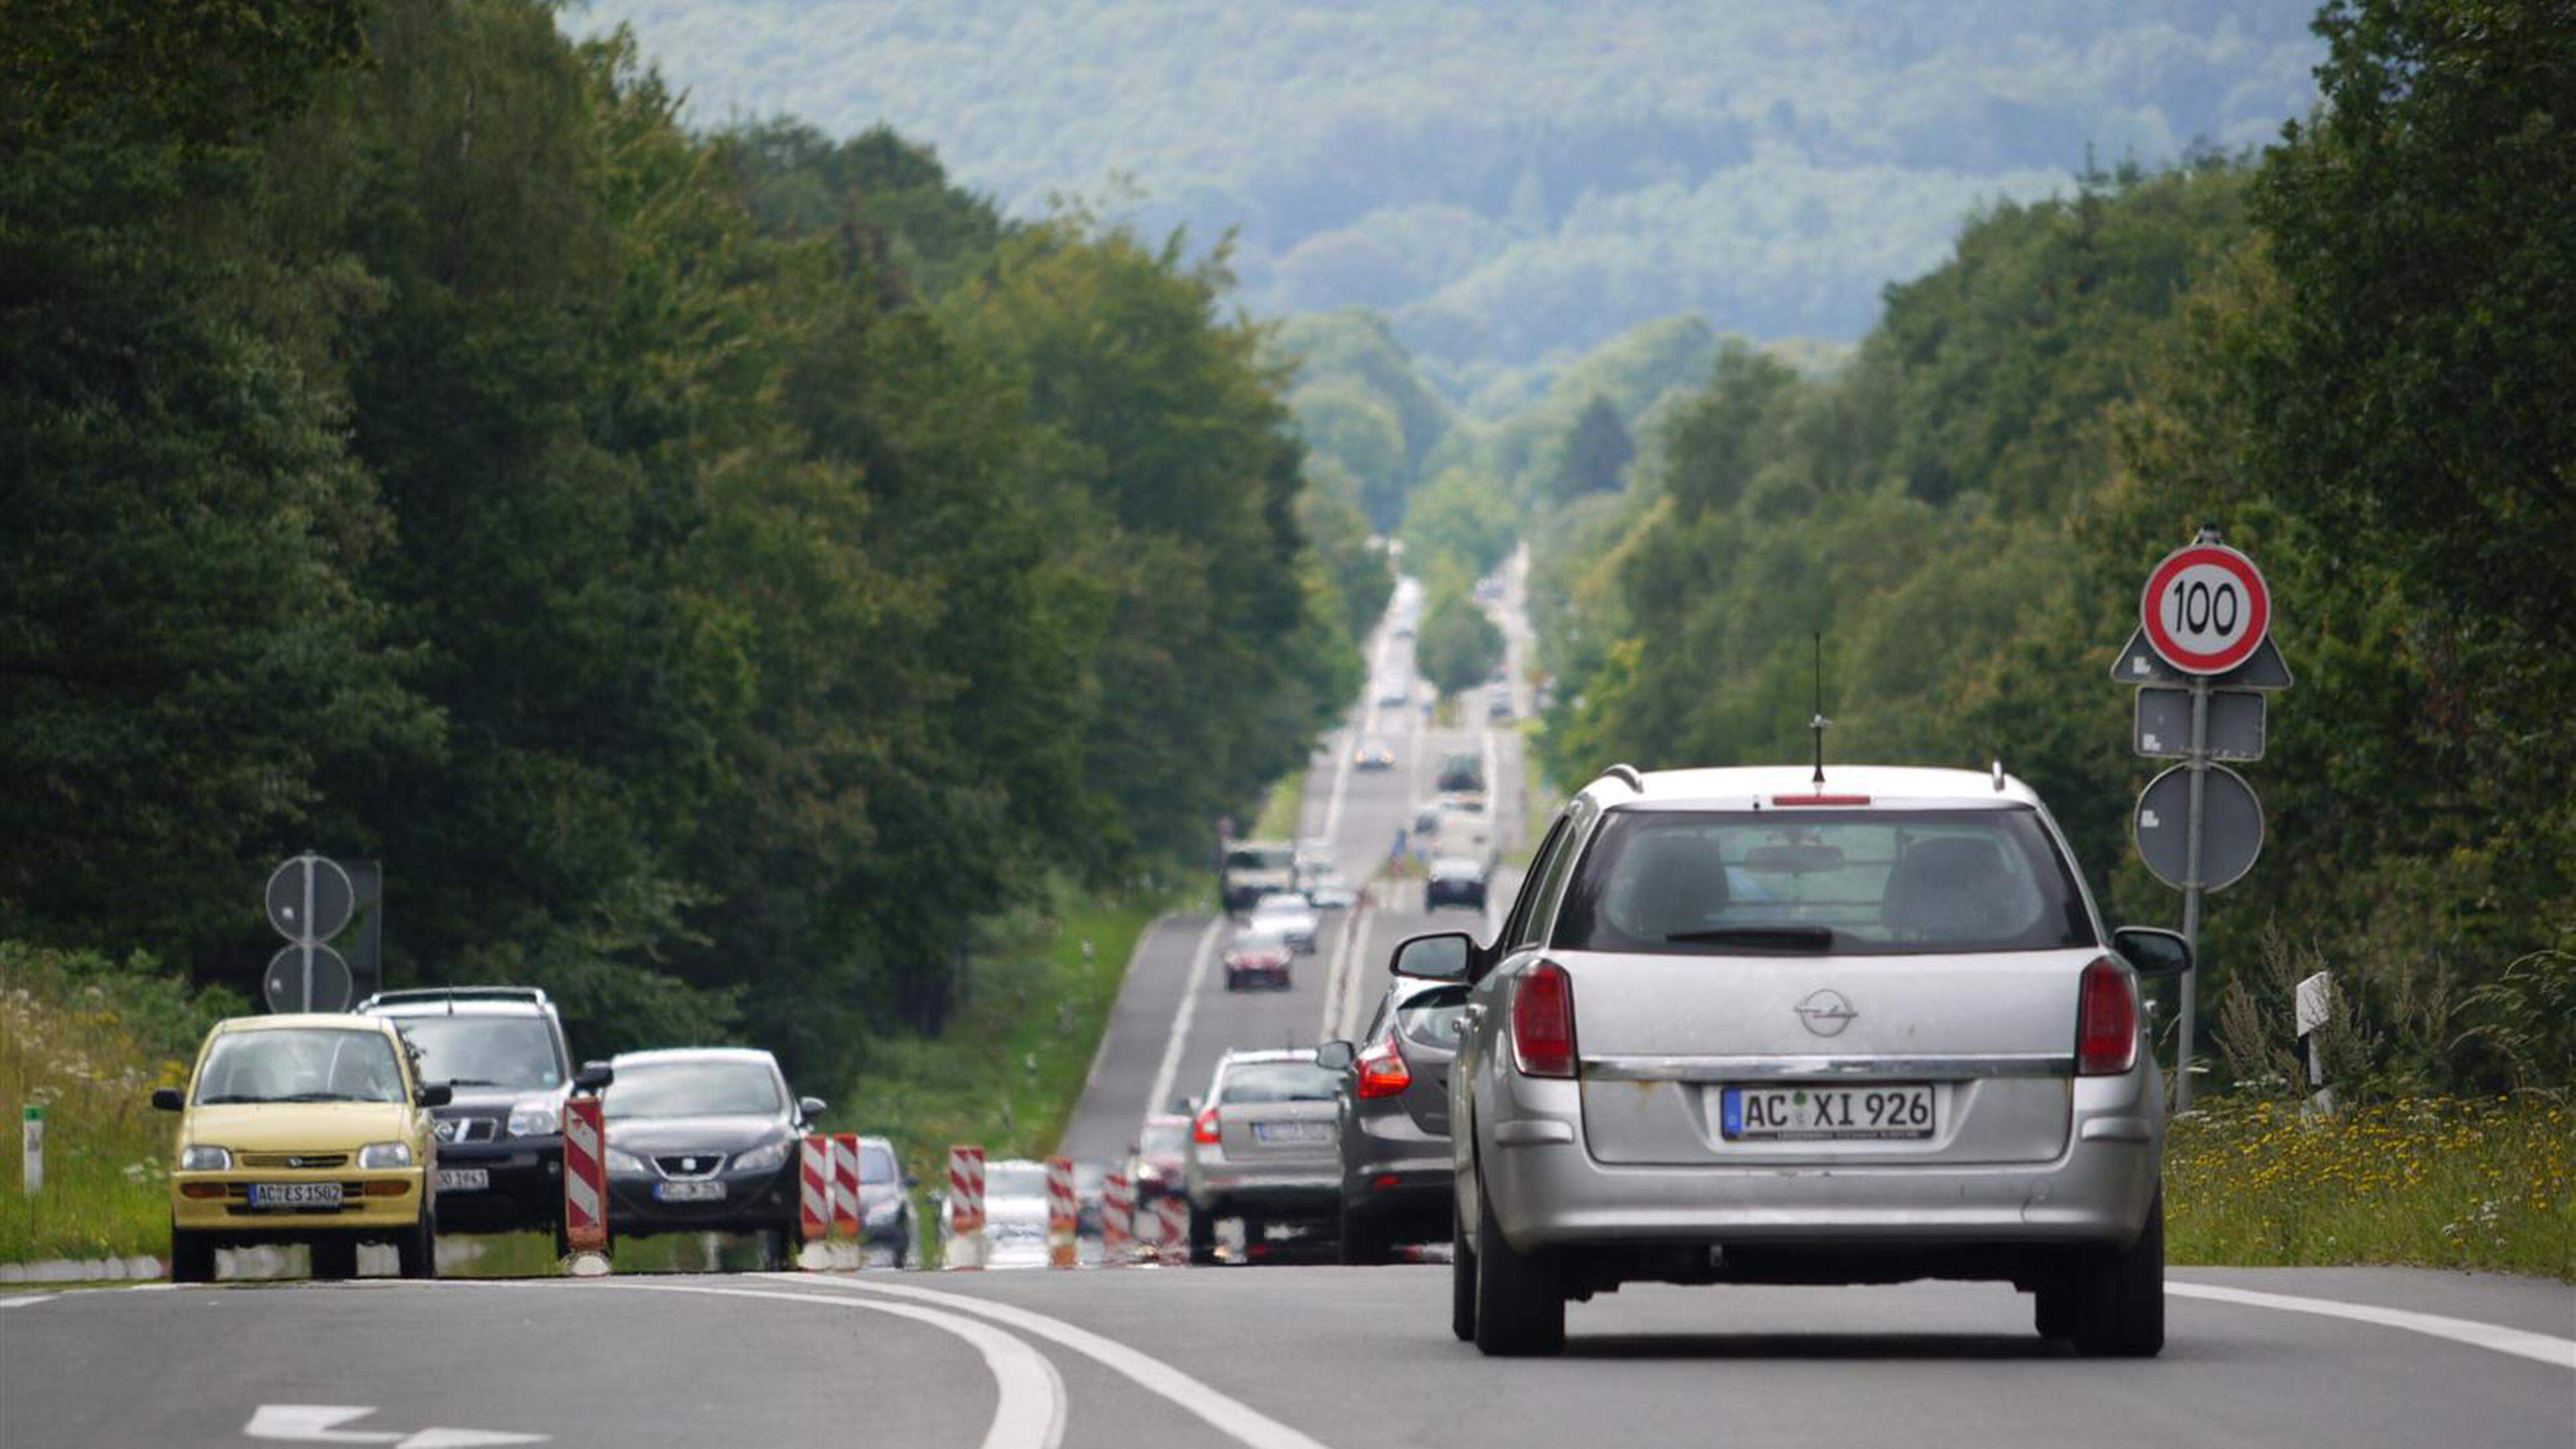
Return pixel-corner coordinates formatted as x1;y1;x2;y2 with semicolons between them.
397;1210;438;1280
168;1222;215;1285
1340;1201;1391;1266
1450;1195;1477;1342
1186;1202;1218;1266
1472;1164;1564;1356
2070;1189;2165;1358
309;1236;358;1281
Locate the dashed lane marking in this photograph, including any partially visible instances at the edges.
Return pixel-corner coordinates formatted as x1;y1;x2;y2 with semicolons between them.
773;1275;1336;1449
1142;914;1229;1121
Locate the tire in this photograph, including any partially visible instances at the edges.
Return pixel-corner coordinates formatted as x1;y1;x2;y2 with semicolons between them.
309;1236;358;1281
397;1210;439;1279
1340;1201;1392;1266
2070;1189;2165;1358
1187;1201;1218;1265
2034;1284;2078;1340
1239;1214;1267;1258
1450;1195;1477;1342
1471;1164;1564;1356
168;1223;215;1285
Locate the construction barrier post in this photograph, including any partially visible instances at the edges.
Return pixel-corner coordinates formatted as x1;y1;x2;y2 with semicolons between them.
798;1136;830;1245
1046;1156;1078;1268
1155;1197;1187;1265
830;1133;862;1244
561;1096;608;1257
1101;1172;1132;1265
944;1144;985;1270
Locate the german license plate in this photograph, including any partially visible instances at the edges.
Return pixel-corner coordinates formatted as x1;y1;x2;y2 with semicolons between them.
652;1180;727;1203
247;1181;343;1209
1252;1121;1328;1144
1720;1084;1935;1140
437;1168;490;1193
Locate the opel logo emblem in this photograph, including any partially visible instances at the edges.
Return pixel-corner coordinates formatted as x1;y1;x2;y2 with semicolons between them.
1795;989;1858;1037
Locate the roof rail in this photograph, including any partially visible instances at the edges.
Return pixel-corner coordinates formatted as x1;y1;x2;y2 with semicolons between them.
1599;763;1645;792
356;986;551;1011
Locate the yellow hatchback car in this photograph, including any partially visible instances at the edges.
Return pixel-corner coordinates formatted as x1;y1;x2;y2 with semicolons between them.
154;1013;449;1282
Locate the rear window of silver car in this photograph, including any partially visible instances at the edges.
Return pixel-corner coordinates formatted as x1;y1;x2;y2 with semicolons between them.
1552;807;2094;956
1396;986;1470;1048
1216;1061;1338;1104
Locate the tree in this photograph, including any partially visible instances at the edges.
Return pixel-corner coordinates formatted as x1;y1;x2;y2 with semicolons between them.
1549;394;1633;500
1416;588;1504;698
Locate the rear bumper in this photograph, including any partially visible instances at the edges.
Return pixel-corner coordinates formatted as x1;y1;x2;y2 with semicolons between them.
1189;1158;1339;1215
1479;1071;2161;1253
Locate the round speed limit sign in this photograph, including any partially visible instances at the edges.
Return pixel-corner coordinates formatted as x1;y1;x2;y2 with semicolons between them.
2141;541;2270;675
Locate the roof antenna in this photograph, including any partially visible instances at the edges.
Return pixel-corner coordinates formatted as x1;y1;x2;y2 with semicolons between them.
1809;631;1829;786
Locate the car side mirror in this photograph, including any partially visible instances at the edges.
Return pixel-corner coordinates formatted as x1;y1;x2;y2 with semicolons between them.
798;1096;827;1121
574;1061;614;1093
1315;1040;1356;1073
1390;930;1477;981
152;1087;184;1112
2112;926;2194;978
417;1083;454;1108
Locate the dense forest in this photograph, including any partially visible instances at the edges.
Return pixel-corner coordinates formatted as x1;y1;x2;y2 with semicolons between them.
578;0;2325;375
2;0;1387;1082
1521;0;2575;1095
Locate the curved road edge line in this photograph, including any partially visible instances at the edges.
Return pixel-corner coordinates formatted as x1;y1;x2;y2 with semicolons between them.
771;1275;1338;1449
2167;1280;2576;1371
592;1281;1067;1449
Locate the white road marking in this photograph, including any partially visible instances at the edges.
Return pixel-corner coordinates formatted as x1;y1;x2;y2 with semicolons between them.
596;1282;1065;1449
777;1275;1337;1449
1143;915;1230;1120
0;1293;54;1309
1318;889;1376;1042
2168;1280;2576;1371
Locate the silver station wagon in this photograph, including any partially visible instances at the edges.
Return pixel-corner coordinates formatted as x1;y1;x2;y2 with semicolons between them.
1405;763;2192;1357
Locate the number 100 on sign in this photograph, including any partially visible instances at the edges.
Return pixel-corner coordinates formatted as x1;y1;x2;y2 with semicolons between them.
2141;542;2270;676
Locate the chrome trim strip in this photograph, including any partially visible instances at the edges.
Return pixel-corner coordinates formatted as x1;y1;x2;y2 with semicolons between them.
1580;1053;2073;1083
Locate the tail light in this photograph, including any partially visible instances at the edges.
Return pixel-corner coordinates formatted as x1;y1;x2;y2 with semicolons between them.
2076;957;2140;1075
1510;961;1578;1079
1355;1036;1412;1099
1193;1106;1221;1144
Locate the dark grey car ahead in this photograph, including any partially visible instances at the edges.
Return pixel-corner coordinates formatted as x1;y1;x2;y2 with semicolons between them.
600;1048;819;1271
1325;975;1471;1263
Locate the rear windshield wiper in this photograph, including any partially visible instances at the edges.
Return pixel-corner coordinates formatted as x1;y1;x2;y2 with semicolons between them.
1663;926;1837;951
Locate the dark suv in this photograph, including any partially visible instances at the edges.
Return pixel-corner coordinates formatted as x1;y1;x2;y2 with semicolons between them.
358;987;607;1251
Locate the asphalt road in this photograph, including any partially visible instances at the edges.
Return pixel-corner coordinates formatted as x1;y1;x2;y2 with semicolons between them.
6;1266;2569;1447
8;563;2569;1446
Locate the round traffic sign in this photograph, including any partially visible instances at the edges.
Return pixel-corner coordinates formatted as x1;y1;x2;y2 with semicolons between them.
2134;763;2264;892
263;943;354;1014
2140;542;2270;675
265;853;354;943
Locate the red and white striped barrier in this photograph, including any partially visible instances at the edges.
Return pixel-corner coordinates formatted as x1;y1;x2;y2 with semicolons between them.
562;1096;608;1256
830;1133;862;1240
1154;1196;1188;1263
798;1136;830;1241
1046;1156;1078;1269
1101;1172;1133;1263
944;1144;985;1269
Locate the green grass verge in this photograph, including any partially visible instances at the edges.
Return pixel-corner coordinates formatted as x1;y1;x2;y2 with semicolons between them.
1251;769;1305;841
2169;1093;2574;1281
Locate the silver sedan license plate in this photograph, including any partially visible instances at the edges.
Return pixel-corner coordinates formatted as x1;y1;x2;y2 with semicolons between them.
1252;1121;1328;1144
652;1180;727;1203
437;1168;490;1193
1721;1084;1934;1141
248;1181;343;1209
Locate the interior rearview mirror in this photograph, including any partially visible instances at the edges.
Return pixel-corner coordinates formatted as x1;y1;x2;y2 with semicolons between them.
798;1095;828;1120
152;1087;184;1112
2112;926;2194;977
416;1083;453;1108
574;1061;614;1093
1315;1040;1356;1072
1391;930;1475;981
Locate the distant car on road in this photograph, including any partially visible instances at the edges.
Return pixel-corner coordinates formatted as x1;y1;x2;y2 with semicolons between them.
1185;1048;1343;1265
1425;855;1488;912
853;1134;915;1267
1220;840;1298;913
1436;751;1486;795
157;1013;448;1282
1322;975;1472;1263
1224;929;1295;991
1126;1114;1192;1208
1248;891;1320;953
1352;739;1397;771
359;986;604;1251
1376;679;1411;707
1487;691;1514;722
1304;869;1360;911
599;1047;818;1271
1434;763;2192;1356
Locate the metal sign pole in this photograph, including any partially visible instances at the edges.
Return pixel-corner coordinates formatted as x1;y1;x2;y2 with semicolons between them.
300;855;317;1014
2177;675;2209;1112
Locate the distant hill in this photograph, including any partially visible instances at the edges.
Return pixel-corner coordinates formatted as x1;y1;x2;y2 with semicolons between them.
573;1;2322;369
